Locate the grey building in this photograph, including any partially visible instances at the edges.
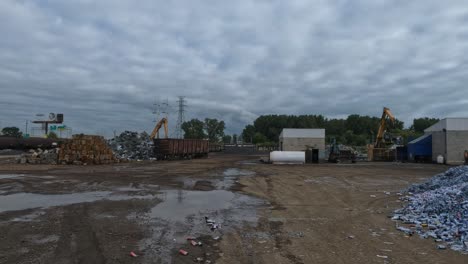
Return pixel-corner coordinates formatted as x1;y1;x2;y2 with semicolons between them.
425;118;468;164
279;128;326;159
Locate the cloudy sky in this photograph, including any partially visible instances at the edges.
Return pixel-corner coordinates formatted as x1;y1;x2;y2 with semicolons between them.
1;0;467;137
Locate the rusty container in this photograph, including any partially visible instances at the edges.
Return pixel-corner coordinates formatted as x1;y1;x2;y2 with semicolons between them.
154;139;209;160
0;137;67;150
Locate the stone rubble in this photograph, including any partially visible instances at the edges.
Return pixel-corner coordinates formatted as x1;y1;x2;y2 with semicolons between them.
108;131;155;161
393;166;468;252
16;148;59;164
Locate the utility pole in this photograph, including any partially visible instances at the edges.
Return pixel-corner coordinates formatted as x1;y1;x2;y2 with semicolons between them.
175;96;186;139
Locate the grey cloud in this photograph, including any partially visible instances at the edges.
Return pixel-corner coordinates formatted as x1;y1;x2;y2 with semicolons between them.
1;0;468;137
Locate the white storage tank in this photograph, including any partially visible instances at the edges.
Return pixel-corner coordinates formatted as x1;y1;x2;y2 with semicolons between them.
270;151;305;164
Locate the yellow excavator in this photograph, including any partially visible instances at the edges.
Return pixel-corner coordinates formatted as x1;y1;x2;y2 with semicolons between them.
374;107;395;148
150;118;168;140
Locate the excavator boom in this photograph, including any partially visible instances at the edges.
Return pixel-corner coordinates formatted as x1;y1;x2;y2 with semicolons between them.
150;118;168;140
374;107;395;148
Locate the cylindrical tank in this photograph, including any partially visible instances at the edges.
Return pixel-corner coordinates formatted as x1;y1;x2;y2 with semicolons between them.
269;151;305;164
436;155;444;164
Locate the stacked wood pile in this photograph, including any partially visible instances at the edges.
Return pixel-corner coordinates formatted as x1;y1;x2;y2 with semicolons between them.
58;135;117;165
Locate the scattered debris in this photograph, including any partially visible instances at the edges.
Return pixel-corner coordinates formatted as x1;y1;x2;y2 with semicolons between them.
205;217;215;224
437;244;447;250
370;195;377;198
179;249;188;256
393;166;468;252
347;235;355;239
129;251;138;257
16;148;59;164
376;255;388;259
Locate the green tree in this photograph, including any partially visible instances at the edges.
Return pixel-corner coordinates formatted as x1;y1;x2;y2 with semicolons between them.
253;132;267;144
182;119;206;139
1;127;22;138
205;118;225;142
232;134;238;144
242;125;255;143
47;131;58;139
222;135;232;144
411;118;439;133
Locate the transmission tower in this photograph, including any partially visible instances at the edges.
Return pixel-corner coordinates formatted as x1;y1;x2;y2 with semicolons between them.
175;96;187;139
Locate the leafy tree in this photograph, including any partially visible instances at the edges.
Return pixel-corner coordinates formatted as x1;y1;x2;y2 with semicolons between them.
205;118;225;142
182;119;206;139
232;134;238;144
47;132;58;139
411;118;439;133
242;125;255;143
242;113;408;146
222;135;232;144
1;127;22;138
253;132;267;144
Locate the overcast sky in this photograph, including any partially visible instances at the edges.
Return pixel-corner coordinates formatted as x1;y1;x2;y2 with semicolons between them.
1;0;467;137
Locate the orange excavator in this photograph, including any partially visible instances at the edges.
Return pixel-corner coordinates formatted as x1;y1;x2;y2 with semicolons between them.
374;107;395;148
150;118;168;140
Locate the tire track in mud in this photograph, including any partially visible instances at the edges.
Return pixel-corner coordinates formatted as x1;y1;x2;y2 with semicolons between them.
52;204;105;264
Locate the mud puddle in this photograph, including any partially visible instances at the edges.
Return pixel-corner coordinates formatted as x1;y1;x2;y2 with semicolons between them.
0;191;154;213
138;168;266;263
179;168;255;191
139;189;266;263
0;174;25;179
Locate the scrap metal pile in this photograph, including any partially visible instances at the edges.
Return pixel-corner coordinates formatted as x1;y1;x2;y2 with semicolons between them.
108;131;155;160
393;166;468;252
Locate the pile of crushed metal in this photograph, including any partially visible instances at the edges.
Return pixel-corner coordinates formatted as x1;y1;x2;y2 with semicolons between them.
108;131;155;161
393;166;468;252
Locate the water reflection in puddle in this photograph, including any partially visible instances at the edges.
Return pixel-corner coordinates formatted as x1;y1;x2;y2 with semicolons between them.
150;189;263;222
0;174;25;180
0;192;154;213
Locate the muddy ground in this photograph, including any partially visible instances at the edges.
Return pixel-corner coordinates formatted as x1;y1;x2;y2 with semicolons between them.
0;153;467;263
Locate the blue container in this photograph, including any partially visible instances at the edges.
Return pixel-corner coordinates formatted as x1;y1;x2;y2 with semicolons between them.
408;134;432;162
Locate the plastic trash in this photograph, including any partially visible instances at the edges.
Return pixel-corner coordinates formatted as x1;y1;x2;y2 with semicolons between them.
179;249;188;256
130;251;138;257
205;217;215;224
393;166;468;252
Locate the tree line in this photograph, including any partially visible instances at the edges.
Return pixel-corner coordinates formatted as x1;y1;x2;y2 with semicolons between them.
181;118;225;142
0;115;440;146
239;115;439;146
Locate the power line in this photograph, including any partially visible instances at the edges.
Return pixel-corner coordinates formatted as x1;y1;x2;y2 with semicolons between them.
153;98;170;123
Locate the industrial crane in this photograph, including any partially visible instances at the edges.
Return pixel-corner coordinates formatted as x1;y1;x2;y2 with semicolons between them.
374;107;395;148
150;118;168;140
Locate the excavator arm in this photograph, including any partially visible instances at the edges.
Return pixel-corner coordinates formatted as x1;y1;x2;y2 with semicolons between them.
150;118;168;140
374;107;395;148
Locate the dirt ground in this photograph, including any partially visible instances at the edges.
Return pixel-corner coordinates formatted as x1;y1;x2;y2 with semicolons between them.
0;153;467;263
